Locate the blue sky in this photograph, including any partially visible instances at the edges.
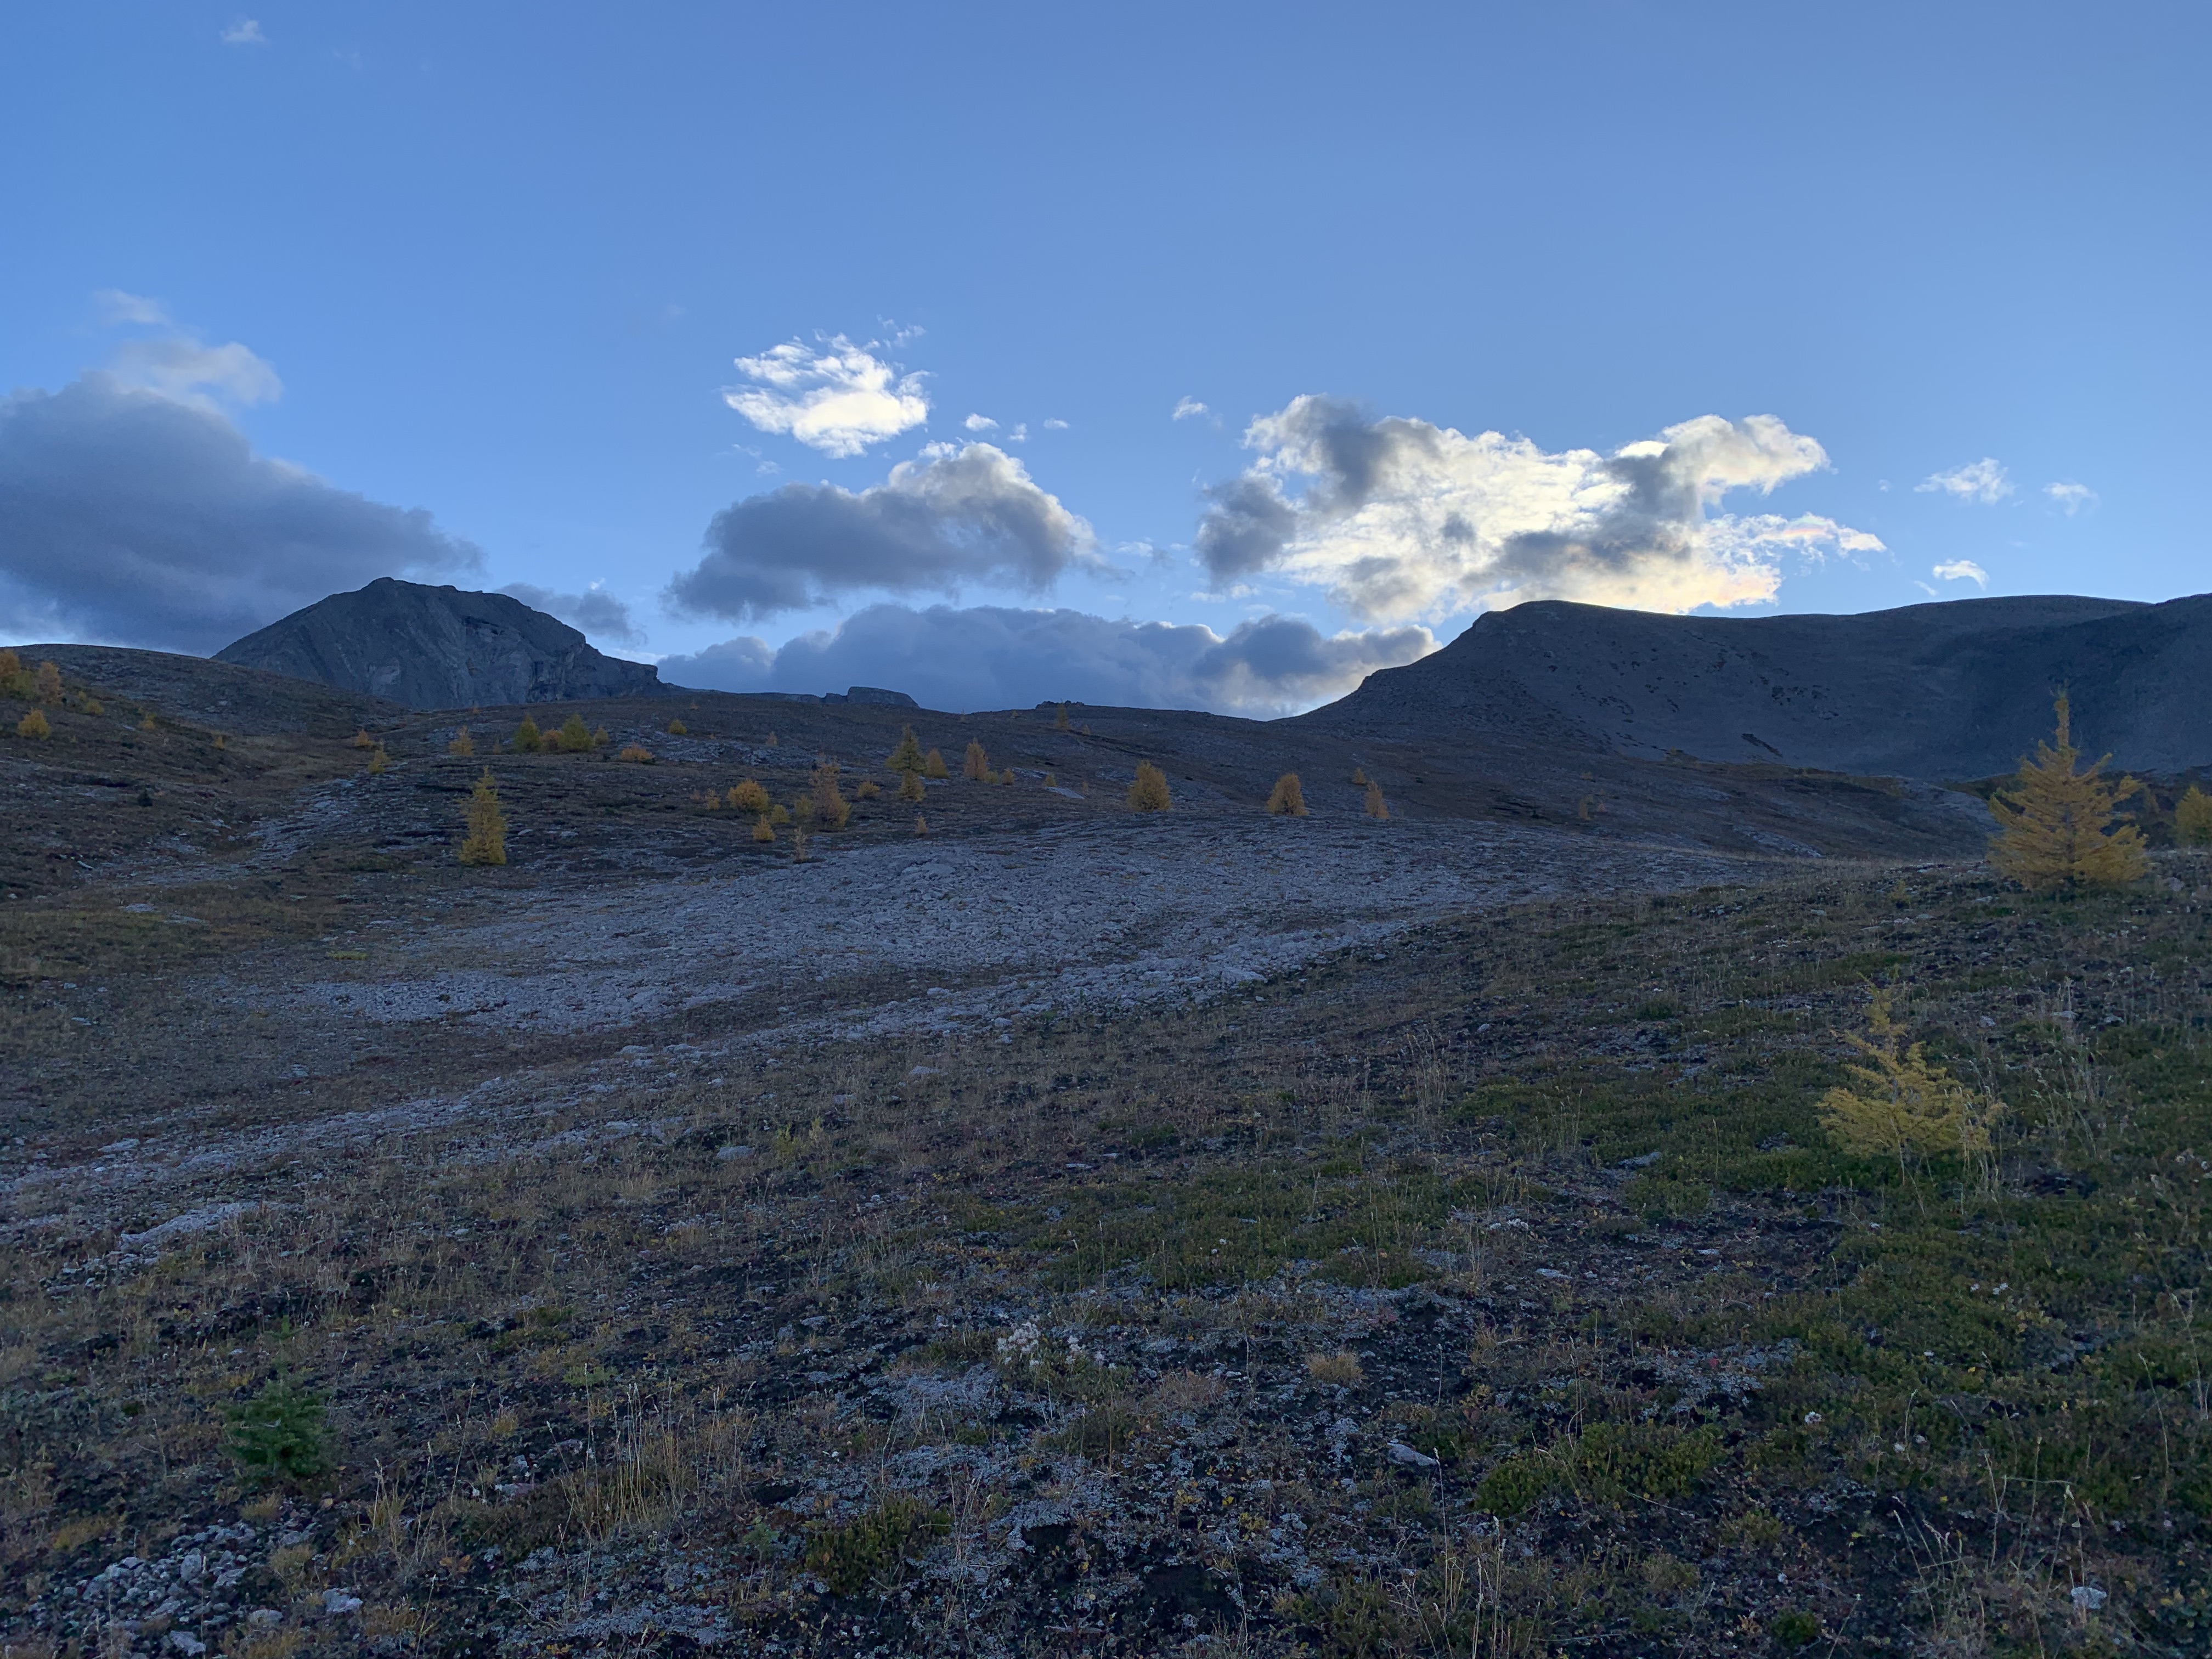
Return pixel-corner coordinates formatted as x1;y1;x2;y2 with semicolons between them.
2;3;2204;712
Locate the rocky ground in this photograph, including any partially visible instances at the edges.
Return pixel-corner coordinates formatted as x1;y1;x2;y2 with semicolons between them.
1;657;2206;1657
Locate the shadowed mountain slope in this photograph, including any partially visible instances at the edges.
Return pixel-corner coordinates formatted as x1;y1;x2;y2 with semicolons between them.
1306;592;2211;778
214;578;663;709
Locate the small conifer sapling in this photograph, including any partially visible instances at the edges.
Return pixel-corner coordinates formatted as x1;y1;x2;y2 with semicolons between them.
810;762;851;828
963;739;990;781
913;814;928;836
458;770;508;865
667;718;687;736
1056;703;1070;731
1266;773;1307;816
512;717;543;753
352;727;375;749
899;770;926;803
856;778;881;800
1351;767;1367;786
448;727;476;757
887;725;925;774
729;778;770;816
368;745;389;775
752;815;776;843
1364;779;1389;820
1987;691;2148;892
2177;785;2212;848
923;748;950;780
33;661;62;704
16;708;50;740
1127;761;1171;812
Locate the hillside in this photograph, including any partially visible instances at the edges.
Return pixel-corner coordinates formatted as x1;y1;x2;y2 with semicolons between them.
215;577;664;709
1308;591;2212;778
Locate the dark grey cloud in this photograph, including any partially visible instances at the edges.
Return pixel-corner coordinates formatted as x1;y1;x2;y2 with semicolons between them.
0;373;481;652
657;603;1432;716
665;443;1094;623
498;582;644;648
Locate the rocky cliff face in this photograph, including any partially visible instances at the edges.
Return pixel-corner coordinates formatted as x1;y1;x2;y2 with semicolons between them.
215;579;663;710
1306;592;2212;778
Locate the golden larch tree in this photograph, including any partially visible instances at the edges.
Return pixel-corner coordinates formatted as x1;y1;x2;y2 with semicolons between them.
1364;779;1389;820
1266;773;1307;816
1987;691;2148;892
458;770;507;865
1819;992;1999;1174
1127;762;1171;811
2177;784;2212;848
963;739;990;781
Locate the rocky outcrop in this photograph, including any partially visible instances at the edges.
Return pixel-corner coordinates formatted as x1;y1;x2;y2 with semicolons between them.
1306;592;2211;778
215;579;663;710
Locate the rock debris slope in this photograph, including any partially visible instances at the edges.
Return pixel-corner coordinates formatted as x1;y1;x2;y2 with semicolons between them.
215;577;663;709
1308;590;2212;777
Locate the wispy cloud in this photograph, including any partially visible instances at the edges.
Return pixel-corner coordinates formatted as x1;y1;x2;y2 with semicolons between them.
1172;396;1210;422
93;289;171;326
1195;399;1876;622
219;18;267;45
499;582;644;648
1042;417;1069;431
723;334;928;458
1932;560;1989;588
1917;458;2012;504
963;413;998;432
92;291;283;409
2044;480;2097;515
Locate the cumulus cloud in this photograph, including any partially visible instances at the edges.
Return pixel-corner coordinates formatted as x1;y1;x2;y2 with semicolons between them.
1172;397;1210;422
0;373;481;652
658;602;1433;716
1196;398;1875;622
220;18;268;44
2044;480;2097;514
665;443;1096;623
723;335;928;457
498;582;644;648
1917;458;2011;504
963;413;999;432
1932;560;1989;588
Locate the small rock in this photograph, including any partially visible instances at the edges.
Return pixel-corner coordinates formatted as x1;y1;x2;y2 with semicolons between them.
247;1609;283;1627
716;1144;752;1161
323;1589;364;1615
167;1633;207;1657
2071;1585;2107;1611
178;1550;205;1582
1386;1441;1440;1469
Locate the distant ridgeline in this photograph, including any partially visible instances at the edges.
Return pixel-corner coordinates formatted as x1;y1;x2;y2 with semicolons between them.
1306;592;2212;780
216;579;664;710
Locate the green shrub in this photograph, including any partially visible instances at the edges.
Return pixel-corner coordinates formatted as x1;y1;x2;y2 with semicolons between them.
803;1496;948;1595
224;1375;332;1482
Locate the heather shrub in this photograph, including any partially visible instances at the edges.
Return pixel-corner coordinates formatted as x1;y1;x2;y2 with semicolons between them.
16;708;51;740
923;748;949;780
1266;772;1307;816
458;770;507;865
512;717;543;753
963;739;990;781
1127;761;1171;811
447;727;476;757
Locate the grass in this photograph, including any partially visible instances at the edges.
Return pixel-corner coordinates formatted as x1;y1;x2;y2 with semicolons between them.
1;853;2205;1654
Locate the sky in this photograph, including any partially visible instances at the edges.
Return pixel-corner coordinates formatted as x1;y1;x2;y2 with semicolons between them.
1;3;2205;714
